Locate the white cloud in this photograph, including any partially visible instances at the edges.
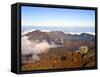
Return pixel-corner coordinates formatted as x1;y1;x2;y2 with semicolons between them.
22;18;94;27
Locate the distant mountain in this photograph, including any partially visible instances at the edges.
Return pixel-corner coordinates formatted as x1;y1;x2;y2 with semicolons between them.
23;30;64;45
79;33;95;41
64;33;95;41
22;30;95;46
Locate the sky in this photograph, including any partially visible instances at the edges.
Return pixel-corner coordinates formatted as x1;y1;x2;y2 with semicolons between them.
21;6;95;32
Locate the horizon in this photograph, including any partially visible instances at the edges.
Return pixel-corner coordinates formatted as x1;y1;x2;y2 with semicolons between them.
21;25;95;33
21;27;95;36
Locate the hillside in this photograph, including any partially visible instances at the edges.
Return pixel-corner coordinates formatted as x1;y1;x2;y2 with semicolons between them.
21;47;95;71
21;30;95;71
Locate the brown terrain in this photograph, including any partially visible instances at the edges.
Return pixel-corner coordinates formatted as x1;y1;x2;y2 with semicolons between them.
21;42;95;71
21;30;96;71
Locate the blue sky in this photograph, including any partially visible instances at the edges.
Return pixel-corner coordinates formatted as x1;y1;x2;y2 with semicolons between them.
21;6;95;32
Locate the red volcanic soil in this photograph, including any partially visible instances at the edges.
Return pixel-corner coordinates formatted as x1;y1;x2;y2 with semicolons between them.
21;47;96;71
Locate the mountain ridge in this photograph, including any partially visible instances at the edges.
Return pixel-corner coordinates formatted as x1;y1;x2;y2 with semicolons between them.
22;30;95;42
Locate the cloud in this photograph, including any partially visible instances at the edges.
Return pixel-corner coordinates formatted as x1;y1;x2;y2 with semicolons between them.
21;35;60;63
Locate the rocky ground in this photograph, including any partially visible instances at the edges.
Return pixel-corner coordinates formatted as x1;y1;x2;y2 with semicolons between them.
21;47;96;71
